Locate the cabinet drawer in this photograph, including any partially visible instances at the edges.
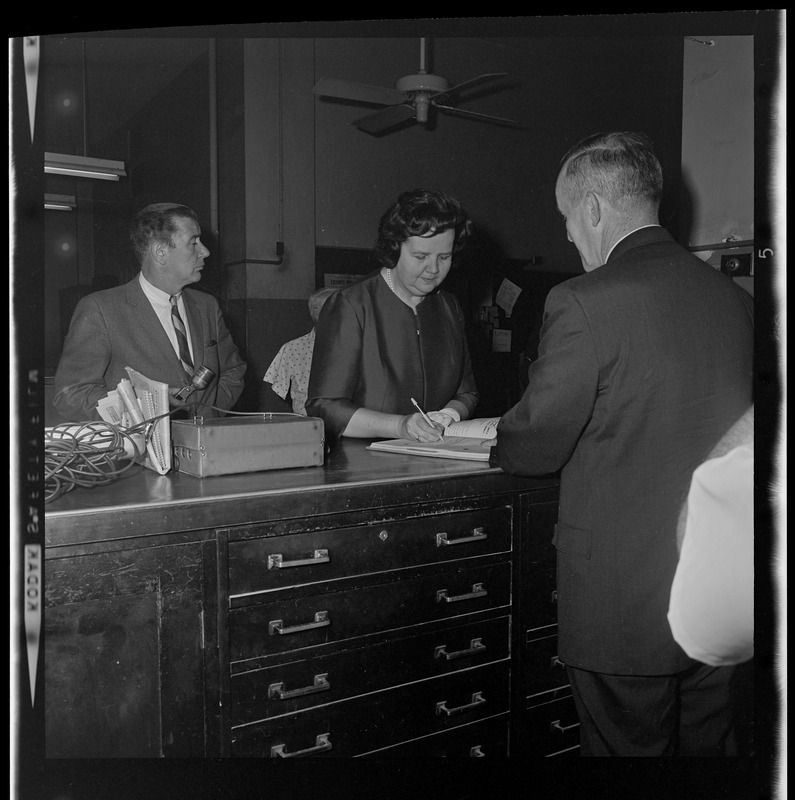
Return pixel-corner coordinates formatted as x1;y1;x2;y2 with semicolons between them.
359;715;509;757
523;694;580;757
227;505;512;598
523;566;557;629
230;561;511;663
231;615;510;726
231;660;510;757
525;624;568;701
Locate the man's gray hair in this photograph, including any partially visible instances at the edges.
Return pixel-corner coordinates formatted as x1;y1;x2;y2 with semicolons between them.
558;131;663;212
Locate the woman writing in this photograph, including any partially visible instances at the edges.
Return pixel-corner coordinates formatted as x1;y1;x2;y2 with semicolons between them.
306;188;479;442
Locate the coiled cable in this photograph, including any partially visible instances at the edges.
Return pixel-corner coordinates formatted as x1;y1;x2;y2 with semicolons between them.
44;421;146;504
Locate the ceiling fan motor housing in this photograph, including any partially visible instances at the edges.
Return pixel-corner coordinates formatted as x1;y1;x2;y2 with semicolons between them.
395;73;449;93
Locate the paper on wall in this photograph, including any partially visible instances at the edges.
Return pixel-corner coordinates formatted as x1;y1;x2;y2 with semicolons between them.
492;328;512;353
495;278;522;317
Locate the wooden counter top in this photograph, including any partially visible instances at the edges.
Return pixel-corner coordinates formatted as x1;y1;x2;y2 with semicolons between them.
45;438;557;547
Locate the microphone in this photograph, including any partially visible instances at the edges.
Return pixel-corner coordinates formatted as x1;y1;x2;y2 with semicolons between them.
174;365;216;402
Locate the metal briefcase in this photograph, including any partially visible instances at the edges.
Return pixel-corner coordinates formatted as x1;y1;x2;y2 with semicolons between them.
171;415;325;477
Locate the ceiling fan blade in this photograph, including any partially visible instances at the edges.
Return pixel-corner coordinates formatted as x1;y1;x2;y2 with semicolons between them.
353;103;417;135
433;103;522;128
430;73;508;104
313;77;409;106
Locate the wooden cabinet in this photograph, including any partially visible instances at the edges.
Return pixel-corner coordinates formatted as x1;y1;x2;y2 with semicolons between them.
43;439;561;758
44;540;218;757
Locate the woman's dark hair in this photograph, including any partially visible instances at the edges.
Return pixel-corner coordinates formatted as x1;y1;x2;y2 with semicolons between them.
374;189;473;268
130;203;199;264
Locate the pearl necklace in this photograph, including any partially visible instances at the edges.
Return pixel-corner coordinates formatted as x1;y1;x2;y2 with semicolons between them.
384;268;396;294
384;267;420;313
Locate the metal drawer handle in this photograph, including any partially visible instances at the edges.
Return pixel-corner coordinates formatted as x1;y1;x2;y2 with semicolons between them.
271;733;332;758
551;589;558;603
434;638;486;661
550;719;580;734
269;610;330;636
436;527;488;546
436;691;486;717
268;549;329;569
550;655;565;669
436;583;487;603
469;745;485;757
268;673;330;700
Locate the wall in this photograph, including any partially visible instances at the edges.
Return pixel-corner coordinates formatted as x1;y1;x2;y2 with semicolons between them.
681;35;755;296
41;46;212;374
682;35;754;248
216;38;318;412
312;35;685;272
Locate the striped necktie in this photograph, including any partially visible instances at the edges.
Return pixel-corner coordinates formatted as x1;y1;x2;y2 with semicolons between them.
170;294;194;377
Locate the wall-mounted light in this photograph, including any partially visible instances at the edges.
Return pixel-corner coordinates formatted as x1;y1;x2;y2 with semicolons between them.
45;152;126;181
43;39;127;183
44;193;77;211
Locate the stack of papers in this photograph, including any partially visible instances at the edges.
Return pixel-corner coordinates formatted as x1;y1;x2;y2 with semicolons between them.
96;367;172;474
367;417;499;462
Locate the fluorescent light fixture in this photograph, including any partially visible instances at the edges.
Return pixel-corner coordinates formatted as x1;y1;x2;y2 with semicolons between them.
44;152;126;181
44;193;76;211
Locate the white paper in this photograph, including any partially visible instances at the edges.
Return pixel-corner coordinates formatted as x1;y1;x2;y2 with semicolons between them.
445;417;500;439
495;278;522;317
96;390;126;426
125;367;172;475
492;329;512;353
366;417;500;462
94;370;172;474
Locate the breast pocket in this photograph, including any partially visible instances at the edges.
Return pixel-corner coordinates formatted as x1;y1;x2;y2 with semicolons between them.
200;339;221;376
552;523;592;559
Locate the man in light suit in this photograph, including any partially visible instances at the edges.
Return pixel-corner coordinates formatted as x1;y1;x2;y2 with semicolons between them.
54;203;246;421
491;132;754;755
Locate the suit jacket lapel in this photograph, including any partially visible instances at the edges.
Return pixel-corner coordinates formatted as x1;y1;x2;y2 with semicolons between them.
125;277;190;382
182;290;206;370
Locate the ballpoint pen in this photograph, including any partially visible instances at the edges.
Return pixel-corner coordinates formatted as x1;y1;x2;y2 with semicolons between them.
410;397;444;441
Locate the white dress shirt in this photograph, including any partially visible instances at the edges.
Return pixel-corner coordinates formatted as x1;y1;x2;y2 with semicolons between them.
605;224;662;263
138;272;195;365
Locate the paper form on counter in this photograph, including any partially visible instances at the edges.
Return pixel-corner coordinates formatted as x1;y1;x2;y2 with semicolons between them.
367;417;500;462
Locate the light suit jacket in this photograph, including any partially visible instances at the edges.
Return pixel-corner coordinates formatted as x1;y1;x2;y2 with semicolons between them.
53;276;246;422
491;227;754;675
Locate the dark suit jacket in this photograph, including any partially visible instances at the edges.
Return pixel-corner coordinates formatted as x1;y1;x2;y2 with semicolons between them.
491;227;754;675
53;276;246;422
306;271;479;438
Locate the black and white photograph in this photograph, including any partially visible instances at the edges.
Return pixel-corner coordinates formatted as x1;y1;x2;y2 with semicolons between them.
10;12;785;800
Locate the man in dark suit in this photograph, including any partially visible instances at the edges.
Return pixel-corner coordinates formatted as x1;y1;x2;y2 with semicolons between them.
491;132;754;756
53;203;246;421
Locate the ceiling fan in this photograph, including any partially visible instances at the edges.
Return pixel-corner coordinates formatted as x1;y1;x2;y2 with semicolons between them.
313;37;521;136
